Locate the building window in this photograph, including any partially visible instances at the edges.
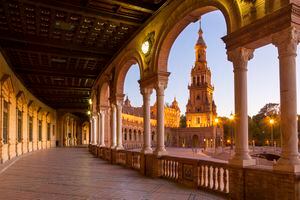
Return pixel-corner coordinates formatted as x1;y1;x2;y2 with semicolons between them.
38;120;42;141
3;100;9;144
197;117;201;124
124;131;127;141
47;123;51;141
17;109;22;143
28;116;33;142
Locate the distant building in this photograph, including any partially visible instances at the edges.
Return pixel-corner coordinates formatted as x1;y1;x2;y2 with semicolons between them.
121;96;180;148
185;23;217;127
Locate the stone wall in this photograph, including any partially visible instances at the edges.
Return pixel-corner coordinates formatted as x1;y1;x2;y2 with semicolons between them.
0;53;57;163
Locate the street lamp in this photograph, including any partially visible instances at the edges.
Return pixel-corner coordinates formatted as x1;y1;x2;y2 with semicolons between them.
269;118;275;151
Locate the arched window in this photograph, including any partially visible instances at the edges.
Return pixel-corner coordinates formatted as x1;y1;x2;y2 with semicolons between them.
134;130;137;141
129;129;132;141
38;120;42;142
124;129;127;141
3;100;9;144
17;109;22;143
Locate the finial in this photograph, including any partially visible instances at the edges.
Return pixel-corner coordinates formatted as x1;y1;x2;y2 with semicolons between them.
198;18;203;34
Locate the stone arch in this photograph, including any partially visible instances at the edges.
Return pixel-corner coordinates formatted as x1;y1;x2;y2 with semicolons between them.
99;82;110;107
113;49;144;96
16;91;27;111
1;74;15;100
153;0;241;73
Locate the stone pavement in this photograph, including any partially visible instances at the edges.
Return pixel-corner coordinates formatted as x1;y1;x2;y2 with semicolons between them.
0;148;225;200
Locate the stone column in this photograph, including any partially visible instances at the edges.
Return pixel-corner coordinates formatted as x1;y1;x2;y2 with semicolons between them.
273;27;300;172
74;121;77;145
66;118;69;146
110;103;117;148
154;81;167;156
71;119;74;146
227;47;255;166
116;100;124;150
90;118;93;144
141;87;153;154
97;112;101;146
92;115;97;145
100;110;106;147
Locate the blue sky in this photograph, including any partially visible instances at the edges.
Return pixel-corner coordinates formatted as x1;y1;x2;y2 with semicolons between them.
124;11;300;117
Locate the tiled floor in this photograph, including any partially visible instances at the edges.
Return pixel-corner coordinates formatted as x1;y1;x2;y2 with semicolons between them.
0;148;226;200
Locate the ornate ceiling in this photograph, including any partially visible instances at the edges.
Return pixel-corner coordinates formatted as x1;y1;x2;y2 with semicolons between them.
0;0;166;111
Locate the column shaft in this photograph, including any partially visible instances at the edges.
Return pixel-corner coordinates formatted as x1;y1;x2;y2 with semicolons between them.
273;27;300;172
116;101;124;150
141;88;153;154
228;47;255;166
154;83;167;156
110;104;117;148
100;111;105;147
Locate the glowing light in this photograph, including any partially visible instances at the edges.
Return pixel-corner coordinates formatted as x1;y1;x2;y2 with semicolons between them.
269;119;274;125
87;111;91;115
229;114;234;121
141;40;150;54
89;99;92;105
214;118;219;124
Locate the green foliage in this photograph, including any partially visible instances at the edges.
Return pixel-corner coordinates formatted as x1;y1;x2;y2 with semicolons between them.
180;115;187;128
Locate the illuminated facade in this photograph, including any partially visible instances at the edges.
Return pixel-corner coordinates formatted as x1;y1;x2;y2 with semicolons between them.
121;96;180;148
186;23;217;128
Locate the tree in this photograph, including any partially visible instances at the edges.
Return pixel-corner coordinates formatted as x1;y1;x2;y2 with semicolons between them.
180;115;186;128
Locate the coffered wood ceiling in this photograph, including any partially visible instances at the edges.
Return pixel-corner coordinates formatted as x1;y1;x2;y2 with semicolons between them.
0;0;166;112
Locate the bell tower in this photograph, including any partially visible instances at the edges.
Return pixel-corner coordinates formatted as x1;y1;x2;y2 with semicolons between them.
185;20;217;127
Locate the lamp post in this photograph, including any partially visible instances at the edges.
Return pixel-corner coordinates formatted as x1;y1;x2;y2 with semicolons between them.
269;118;275;152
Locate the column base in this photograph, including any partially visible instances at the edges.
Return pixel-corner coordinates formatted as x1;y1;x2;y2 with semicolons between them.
153;147;167;157
116;145;124;150
100;144;106;147
229;157;256;167
273;157;300;172
110;145;116;149
141;147;153;154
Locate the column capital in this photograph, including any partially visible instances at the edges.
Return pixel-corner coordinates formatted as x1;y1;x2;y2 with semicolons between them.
140;87;153;96
155;80;168;96
227;47;254;71
272;27;299;57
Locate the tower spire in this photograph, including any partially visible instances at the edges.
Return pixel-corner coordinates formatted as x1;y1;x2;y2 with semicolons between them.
199;18;203;34
196;19;206;47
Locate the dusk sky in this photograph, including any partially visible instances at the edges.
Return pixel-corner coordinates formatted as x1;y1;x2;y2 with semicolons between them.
124;11;300;117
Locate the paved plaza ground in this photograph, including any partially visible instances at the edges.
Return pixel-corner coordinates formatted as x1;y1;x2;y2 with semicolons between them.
0;148;225;200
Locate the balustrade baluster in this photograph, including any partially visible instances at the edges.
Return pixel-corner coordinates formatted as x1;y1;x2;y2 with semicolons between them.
206;165;209;188
223;169;228;193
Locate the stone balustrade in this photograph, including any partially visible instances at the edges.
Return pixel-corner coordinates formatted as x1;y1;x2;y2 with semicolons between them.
160;155;229;195
89;144;300;200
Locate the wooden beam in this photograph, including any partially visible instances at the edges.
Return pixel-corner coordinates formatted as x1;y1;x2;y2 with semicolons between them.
15;67;98;79
38;94;90;98
95;0;155;14
0;36;113;57
21;0;144;26
28;84;91;91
